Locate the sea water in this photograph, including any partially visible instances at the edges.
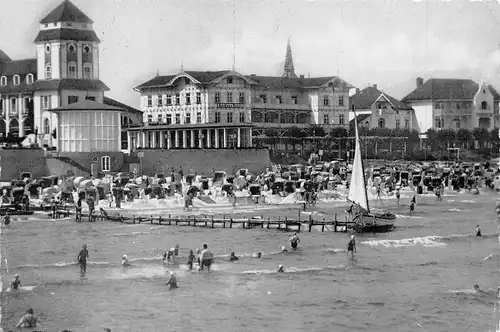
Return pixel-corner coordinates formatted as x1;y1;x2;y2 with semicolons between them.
0;190;499;332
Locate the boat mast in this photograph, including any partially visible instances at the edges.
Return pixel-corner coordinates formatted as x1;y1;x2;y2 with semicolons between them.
352;104;370;213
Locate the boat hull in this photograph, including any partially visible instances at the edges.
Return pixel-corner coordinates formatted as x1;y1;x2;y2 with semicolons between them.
350;214;396;233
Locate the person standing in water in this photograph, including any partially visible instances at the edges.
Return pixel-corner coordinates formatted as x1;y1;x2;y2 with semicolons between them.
347;235;356;256
11;274;22;290
187;250;195;270
395;188;400;206
122;255;131;266
229;252;239;261
166;271;178;289
16;308;42;329
77;244;89;275
200;244;213;271
289;232;300;250
475;225;482;237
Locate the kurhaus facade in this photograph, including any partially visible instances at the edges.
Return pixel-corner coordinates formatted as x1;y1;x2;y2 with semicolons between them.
131;40;353;150
402;77;500;132
0;0;141;150
0;0;141;175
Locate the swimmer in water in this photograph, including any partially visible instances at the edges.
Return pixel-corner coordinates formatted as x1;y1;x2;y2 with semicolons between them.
473;284;483;293
174;244;180;256
11;274;21;290
122;255;130;266
187;250;195;270
196;248;201;266
166;271;178;289
276;264;285;273
229;252;239;261
4;212;10;226
281;245;288;253
252;252;262;258
16;308;42;329
475;225;482;237
289;232;300;250
347;235;356;255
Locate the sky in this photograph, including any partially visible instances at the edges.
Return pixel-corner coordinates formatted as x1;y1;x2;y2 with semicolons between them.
1;0;500;108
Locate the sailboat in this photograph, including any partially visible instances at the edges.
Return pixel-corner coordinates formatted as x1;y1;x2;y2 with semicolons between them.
346;106;396;233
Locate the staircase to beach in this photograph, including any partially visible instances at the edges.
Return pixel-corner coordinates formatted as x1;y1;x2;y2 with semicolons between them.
46;156;90;176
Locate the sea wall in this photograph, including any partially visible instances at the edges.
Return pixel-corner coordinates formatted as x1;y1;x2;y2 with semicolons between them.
0;149;49;181
138;148;271;175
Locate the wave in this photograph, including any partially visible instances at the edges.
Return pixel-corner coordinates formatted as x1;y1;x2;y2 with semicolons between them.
361;236;446;247
361;233;497;248
241;265;345;275
395;214;422;219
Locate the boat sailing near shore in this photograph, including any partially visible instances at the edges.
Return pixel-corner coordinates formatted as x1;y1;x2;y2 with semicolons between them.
346;105;396;233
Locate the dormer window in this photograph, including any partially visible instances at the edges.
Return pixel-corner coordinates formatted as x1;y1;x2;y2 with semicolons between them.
481;101;488;110
83;45;91;54
184;78;190;85
0;76;6;86
13;75;20;86
45;44;51;53
227;77;233;84
26;74;34;84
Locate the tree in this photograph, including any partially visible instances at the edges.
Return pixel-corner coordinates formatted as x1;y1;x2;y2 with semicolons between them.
472;127;489;149
456;128;472;149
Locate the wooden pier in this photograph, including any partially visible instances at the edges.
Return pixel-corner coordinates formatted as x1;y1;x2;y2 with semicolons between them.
76;210;356;233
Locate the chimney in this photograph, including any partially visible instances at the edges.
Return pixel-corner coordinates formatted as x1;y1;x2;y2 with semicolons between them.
416;77;424;88
356;88;360;94
300;75;305;79
373;84;377;89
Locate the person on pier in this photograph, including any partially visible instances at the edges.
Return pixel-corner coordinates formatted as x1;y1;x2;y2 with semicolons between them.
289;232;300;250
347;235;356;256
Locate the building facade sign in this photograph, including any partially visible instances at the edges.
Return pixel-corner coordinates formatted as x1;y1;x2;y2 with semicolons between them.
216;103;244;109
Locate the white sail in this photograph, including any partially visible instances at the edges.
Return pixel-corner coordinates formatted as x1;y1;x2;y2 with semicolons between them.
348;113;369;212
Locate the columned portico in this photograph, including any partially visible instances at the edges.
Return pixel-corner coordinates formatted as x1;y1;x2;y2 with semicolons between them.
128;124;253;150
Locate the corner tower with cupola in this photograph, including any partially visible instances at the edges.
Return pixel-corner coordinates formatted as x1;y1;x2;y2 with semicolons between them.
33;0;109;148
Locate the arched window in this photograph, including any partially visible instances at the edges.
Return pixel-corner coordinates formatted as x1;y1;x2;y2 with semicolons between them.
0;76;6;86
43;118;50;134
45;64;52;79
83;63;92;79
481;101;488;110
67;61;77;78
13;75;20;86
378;118;385;129
26;73;34;84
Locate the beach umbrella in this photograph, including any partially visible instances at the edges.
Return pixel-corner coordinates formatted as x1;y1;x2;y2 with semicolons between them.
125;183;138;189
73;177;85;188
79;180;94;189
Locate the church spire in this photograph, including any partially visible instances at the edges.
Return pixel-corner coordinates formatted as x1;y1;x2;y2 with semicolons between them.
282;38;297;79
